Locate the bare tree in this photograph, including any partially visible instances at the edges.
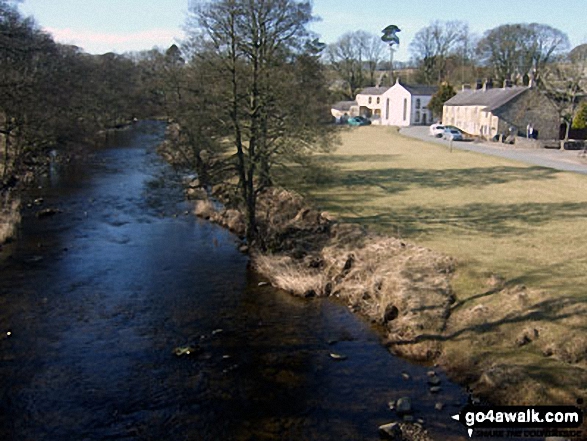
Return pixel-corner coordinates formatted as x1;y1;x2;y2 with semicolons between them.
409;20;466;85
356;31;386;86
477;23;570;85
540;47;587;144
186;0;333;243
326;32;365;98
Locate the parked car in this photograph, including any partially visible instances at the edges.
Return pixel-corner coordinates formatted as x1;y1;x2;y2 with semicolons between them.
442;128;463;141
348;116;371;126
429;123;445;137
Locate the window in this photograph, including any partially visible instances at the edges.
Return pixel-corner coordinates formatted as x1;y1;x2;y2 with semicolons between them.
368;97;372;104
403;98;407;121
416;98;421;109
386;98;390;120
415;111;420;123
376;97;380;104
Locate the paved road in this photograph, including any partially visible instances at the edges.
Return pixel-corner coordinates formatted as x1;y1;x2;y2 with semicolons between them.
400;126;587;175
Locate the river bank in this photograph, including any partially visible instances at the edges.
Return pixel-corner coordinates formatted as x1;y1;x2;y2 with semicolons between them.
190;179;587;436
194;187;456;363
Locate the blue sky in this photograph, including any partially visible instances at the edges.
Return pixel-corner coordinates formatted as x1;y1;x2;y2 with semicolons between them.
18;0;587;61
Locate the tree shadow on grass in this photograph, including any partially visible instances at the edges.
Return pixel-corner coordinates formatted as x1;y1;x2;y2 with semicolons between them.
301;165;560;195
318;154;402;165
348;201;587;238
396;295;585;346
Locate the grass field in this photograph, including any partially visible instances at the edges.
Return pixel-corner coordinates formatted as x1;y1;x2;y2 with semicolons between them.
284;125;587;406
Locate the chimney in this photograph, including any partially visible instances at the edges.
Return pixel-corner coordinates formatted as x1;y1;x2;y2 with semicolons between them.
462;83;471;91
483;78;494;91
503;79;513;88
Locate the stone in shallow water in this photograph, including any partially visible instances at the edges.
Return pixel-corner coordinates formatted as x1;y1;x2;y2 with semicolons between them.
396;397;413;415
378;422;402;439
329;353;347;361
173;346;196;357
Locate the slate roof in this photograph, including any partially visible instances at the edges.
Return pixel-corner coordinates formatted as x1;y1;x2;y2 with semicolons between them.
357;87;389;95
331;100;358;111
444;86;529;111
402;84;438;96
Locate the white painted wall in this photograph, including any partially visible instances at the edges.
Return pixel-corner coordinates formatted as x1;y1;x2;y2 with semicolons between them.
379;83;434;127
381;83;411;126
355;92;385;116
443;105;499;138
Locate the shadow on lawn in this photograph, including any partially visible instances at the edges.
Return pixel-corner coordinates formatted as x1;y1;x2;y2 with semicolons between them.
397;294;584;346
334;201;587;238
308;165;560;195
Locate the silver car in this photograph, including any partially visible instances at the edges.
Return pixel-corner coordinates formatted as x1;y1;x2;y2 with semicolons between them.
442;128;463;141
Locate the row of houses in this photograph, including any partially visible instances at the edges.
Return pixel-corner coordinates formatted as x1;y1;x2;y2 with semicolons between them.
332;79;561;141
442;82;559;140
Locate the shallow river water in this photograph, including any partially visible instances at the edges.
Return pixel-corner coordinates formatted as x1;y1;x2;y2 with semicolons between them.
0;122;470;440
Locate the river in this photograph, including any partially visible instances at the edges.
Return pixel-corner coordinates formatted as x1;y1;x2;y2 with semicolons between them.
0;122;469;440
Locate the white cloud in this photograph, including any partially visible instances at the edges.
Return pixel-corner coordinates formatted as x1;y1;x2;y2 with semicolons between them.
44;27;184;54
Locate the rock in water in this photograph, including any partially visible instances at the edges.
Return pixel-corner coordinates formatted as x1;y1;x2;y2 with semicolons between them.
329;353;347;361
396;397;412;415
378;422;402;439
36;208;62;218
173;346;197;357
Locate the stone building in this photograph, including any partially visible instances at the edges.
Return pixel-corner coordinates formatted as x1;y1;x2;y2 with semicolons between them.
443;81;559;140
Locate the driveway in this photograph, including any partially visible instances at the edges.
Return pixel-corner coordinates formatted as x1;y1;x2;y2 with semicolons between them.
400;126;587;175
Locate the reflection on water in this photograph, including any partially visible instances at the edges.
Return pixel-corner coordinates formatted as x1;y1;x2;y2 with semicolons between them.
0;122;469;440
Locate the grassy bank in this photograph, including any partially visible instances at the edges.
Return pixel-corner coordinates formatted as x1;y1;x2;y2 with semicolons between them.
283;125;587;407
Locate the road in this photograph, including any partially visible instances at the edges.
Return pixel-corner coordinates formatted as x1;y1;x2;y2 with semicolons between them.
400;126;587;175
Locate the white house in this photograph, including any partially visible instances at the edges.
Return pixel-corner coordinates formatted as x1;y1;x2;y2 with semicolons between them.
380;80;437;127
355;86;389;124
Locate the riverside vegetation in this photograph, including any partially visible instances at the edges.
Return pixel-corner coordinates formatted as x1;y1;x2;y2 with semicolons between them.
184;124;587;428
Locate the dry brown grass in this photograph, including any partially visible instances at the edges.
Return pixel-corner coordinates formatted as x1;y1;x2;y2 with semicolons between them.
0;193;20;244
248;188;457;361
253;254;327;297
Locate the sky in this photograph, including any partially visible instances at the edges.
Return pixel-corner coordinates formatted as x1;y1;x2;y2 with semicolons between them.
17;0;587;62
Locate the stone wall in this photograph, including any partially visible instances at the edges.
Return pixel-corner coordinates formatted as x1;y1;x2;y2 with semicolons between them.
494;89;559;140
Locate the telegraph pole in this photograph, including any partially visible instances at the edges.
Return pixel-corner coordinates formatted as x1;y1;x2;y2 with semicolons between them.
381;25;400;85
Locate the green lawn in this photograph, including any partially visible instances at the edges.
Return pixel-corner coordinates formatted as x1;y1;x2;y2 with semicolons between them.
285;125;587;405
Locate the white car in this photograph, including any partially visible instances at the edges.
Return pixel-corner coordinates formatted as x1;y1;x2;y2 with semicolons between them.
429;123;445;137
